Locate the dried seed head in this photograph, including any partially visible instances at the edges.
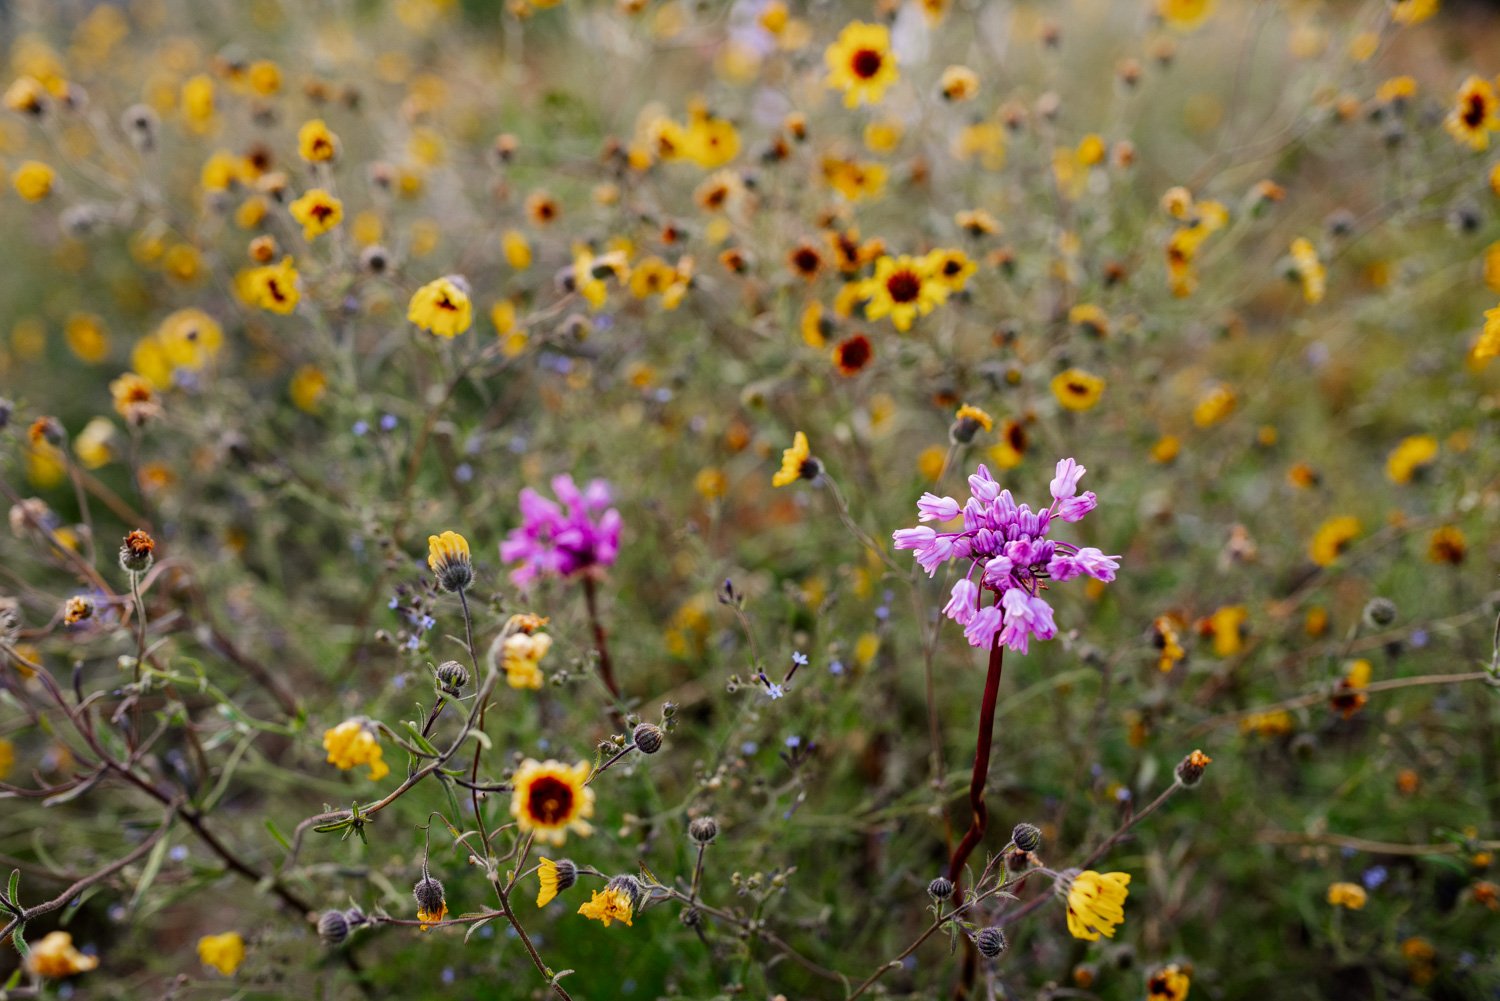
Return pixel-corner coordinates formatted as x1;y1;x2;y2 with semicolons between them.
1012;823;1042;853
633;722;664;754
927;876;954;901
688;816;719;844
317;910;349;945
359;245;390;274
975;926;1008;958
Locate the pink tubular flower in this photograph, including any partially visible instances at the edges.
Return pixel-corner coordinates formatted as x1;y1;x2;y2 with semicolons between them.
893;458;1120;652
500;475;622;588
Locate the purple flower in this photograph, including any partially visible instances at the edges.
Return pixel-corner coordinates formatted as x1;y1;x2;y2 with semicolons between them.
893;458;1120;652
500;474;622;588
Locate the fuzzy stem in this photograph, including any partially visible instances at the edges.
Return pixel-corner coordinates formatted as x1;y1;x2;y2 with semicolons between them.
581;575;623;703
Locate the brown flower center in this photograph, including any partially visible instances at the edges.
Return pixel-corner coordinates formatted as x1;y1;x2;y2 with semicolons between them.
527;775;575;825
851;48;884;80
1462;93;1487;129
886;270;922;303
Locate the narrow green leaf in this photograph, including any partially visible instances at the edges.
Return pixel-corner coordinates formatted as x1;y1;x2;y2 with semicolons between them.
128;835;172;914
264;819;292;853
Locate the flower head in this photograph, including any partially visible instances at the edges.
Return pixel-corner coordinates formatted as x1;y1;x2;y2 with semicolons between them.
1061;869;1131;941
1327;882;1367;909
289;188;344;240
322;718;390;781
1147;963;1192;1001
298;118;339;162
1445;76;1499;151
111;372;162;426
825;22;899;108
1309;515;1360;566
510;758;595;845
197;932;245;976
409;276;473;337
238;257;301;314
26;931;99;978
503;631;552;689
894;459;1119;651
500;476;621;588
578;885;635;927
427;530;473;591
773;431;821;487
862;254;947;332
536;857;578;907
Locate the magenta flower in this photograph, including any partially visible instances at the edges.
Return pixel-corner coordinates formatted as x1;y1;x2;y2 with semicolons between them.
500;475;622;588
893;458;1119;653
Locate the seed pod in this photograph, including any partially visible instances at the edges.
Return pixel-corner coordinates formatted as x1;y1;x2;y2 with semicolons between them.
975;926;1008;958
413;875;445;914
688;816;719;844
436;660;468;694
633;722;664;754
1012;823;1042;853
927;877;954;901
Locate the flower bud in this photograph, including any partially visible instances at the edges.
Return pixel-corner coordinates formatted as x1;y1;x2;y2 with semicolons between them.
413;875;445;914
605;874;645;909
119;529;156;574
688;816;719;844
1362;597;1397;629
633;722;664;754
1012;822;1042;853
927;876;954;901
975;926;1008;958
317;910;349;945
436;660;468;694
1175;748;1212;787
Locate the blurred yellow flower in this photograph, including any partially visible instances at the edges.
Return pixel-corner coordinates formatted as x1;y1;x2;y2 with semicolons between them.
197;932;245;976
239;257;301;314
289;365;327;413
1158;0;1213;30
408;276;473;336
1309;515;1360;566
289;188;344;240
1327;882;1367;909
1445;76;1499;150
12;160;55;201
503;631;552;690
322;718;390;781
1193;384;1237;428
298;118;340;162
26;931;98;978
1051;369;1106;412
1385;434;1438;484
862;255;946;332
825;22;898;108
773;431;815;487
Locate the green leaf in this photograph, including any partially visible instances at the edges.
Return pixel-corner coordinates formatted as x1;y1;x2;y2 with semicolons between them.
6;869;18;908
6;962;23;989
264;819;292;853
10;923;26;958
127;834;171;914
463;916;493;943
402;723;439;757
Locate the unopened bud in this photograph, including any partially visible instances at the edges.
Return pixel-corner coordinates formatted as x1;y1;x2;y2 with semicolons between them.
688;816;719;844
975;926;1008;958
927;876;954;901
1012;823;1042;853
436;660;468;694
633;722;664;754
1175;748;1212;787
317;910;349;945
1362;598;1397;629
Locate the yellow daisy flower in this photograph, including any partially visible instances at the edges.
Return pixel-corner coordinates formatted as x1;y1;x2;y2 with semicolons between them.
1062;869;1131;941
772;431;818;487
578;886;634;927
824;22;898;108
288;188;344;240
862;254;947;332
197;932;245;976
1445;76;1500;151
297;118;339;162
408;276;473;337
322;718;390;781
1309;515;1360;567
1327;882;1367;909
1051;369;1106;412
510;759;595;846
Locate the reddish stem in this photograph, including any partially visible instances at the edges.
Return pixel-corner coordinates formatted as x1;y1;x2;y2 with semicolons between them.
946;632;1004;998
581;575;623;702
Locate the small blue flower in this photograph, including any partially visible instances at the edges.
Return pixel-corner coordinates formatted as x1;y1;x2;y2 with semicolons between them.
352;420;370;437
379;413;398;432
791;651;809;667
766;683;786;700
829;659;845;676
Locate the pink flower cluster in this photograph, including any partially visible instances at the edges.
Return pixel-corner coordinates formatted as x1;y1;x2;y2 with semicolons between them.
500;475;622;588
893;459;1119;653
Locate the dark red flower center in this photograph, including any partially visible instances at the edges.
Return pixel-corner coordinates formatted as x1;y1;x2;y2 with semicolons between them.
886;270;922;303
527;775;575;825
851;49;884;79
1463;93;1487;129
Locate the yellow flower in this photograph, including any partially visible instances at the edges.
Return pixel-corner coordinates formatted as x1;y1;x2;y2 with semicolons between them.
1428;525;1467;565
111;372;162;426
1445;76;1499;151
510;758;595;845
26;931;99;978
772;431;816;487
408;276;473;337
0;737;13;780
502;228;533;269
503;631;552;690
1290;237;1325;304
1209;605;1247;657
1241;709;1294;736
821;156;889;201
239;257;301;314
200;150;249;192
1063;870;1131;941
65;313;109;364
298;118;339;162
181;74;215;131
248;59;282;95
197;932;245;976
427;530;473;592
289;365;327;414
578;886;634;927
1386;434;1438;484
322;719;390;781
1158;0;1213;29
1327;882;1367;909
289;188;344;240
1192;384;1237;428
12;160;56;201
536;857;572;907
1154;615;1186;672
824;22;898;108
954;403;993;433
939;65;979;102
682;112;740;169
1051;369;1106;412
1309;515;1360;566
417;900;448;930
1391;0;1437;24
4;75;47;114
1472;305;1500;363
928;249;977;295
952;121;1006;170
862;254;947;332
1151;435;1181;464
1147;963;1191;1001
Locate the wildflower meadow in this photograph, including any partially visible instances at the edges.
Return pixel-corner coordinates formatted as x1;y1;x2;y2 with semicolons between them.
3;0;1500;997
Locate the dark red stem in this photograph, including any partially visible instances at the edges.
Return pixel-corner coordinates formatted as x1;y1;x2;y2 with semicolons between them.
581;575;623;703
